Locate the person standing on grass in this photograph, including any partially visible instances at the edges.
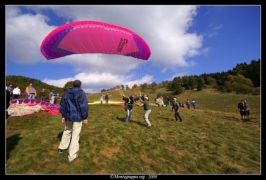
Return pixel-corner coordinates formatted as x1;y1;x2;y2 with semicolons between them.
7;84;13;95
6;88;11;119
244;99;250;121
172;98;183;122
122;95;139;123
40;89;45;101
138;96;152;127
49;90;57;104
12;86;21;99
186;98;190;109
237;99;246;122
167;96;170;107
100;94;104;105
25;83;37;99
191;99;196;110
58;80;88;163
105;93;111;104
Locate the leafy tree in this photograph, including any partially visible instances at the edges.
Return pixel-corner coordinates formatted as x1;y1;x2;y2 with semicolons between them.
197;78;204;91
188;76;197;90
181;76;190;90
170;80;183;95
206;77;217;86
150;82;157;93
141;83;148;92
63;81;74;92
121;85;124;90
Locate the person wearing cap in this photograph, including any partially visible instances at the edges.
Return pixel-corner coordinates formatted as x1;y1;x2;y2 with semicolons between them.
138;96;152;127
172;98;183;122
58;80;89;163
122;95;139;123
49;90;57;104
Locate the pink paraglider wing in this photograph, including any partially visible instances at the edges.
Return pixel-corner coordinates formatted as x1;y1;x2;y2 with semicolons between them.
40;21;151;60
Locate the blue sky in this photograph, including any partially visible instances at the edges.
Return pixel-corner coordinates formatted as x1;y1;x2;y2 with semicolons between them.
5;5;261;93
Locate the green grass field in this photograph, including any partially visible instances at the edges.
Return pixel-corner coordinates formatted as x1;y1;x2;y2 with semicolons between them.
6;88;261;174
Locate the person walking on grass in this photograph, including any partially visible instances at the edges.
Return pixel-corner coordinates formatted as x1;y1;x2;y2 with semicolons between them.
138;96;152;127
186;98;190;109
237;99;246;122
244;99;250;121
191;99;196;110
58;80;88;163
172;98;183;122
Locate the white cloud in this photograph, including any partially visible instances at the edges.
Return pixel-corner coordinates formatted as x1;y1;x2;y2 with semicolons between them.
6;5;208;93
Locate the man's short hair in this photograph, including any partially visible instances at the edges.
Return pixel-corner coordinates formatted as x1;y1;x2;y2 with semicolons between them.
73;80;82;87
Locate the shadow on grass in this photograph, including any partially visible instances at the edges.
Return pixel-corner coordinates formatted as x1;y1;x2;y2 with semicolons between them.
57;131;63;141
6;133;22;161
57;131;81;143
116;117;147;127
222;116;241;122
221;116;258;124
157;116;174;122
127;119;147;127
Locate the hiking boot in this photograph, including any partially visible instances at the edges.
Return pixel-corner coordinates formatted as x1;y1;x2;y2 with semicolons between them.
58;149;65;153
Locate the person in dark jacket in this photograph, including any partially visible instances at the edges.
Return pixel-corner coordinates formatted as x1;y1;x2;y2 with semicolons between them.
6;89;11;119
58;80;89;163
122;95;139;123
172;98;183;122
40;89;45;101
238;99;246;122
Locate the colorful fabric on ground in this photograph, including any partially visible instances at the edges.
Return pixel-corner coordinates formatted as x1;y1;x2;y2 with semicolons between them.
7;98;60;116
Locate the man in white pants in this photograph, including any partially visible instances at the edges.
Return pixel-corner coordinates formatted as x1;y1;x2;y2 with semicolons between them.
58;80;89;163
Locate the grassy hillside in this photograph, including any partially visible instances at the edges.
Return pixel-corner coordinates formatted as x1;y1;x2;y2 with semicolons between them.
6;88;260;174
6;75;64;101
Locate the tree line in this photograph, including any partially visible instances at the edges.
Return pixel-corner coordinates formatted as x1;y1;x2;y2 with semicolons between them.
6;59;260;96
